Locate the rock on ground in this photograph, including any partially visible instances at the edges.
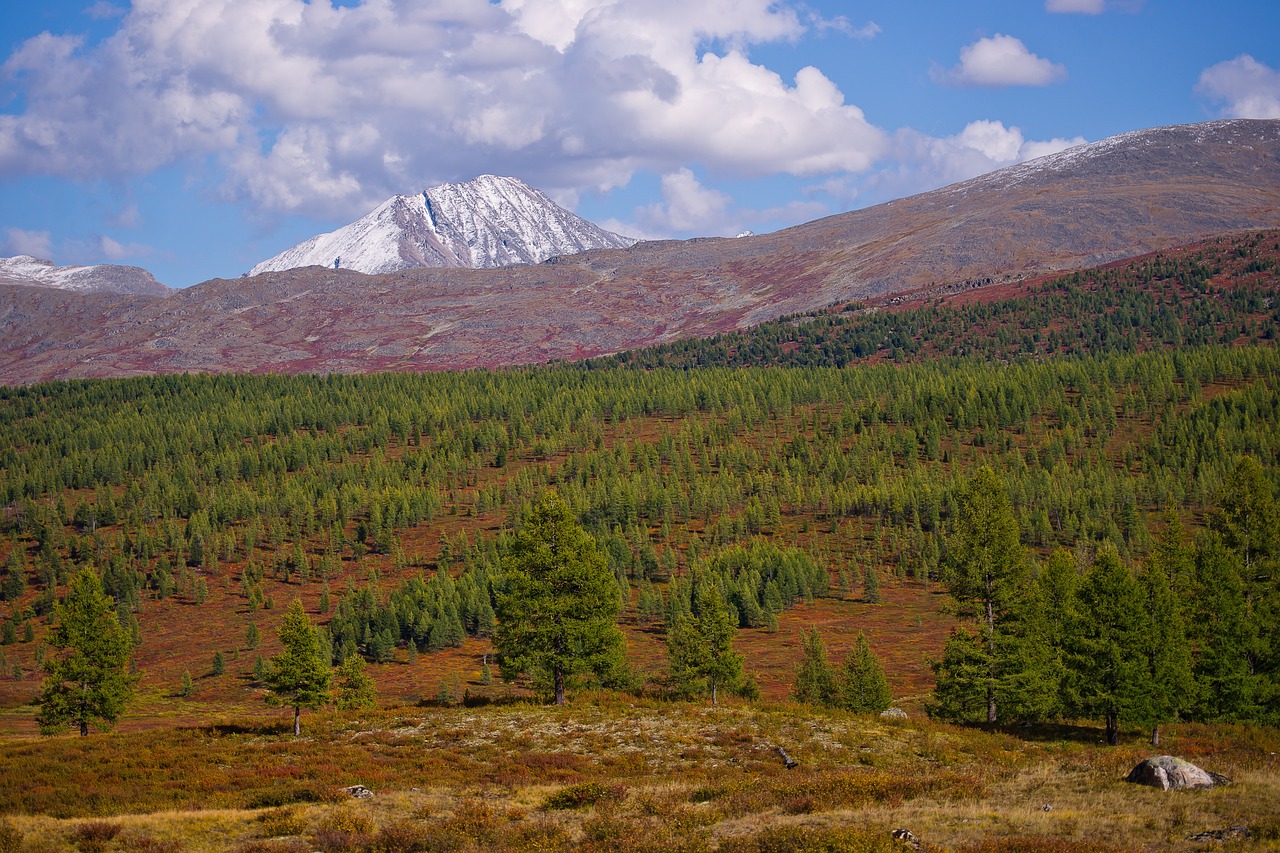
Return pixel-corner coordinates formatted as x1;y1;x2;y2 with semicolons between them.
1125;756;1229;791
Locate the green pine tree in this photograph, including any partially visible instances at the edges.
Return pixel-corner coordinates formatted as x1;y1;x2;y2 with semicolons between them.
494;492;628;705
792;628;836;706
1139;549;1193;745
665;574;743;705
333;654;377;711
264;600;332;736
940;466;1029;723
211;650;226;676
837;632;892;713
179;670;193;698
1066;544;1152;745
36;568;137;736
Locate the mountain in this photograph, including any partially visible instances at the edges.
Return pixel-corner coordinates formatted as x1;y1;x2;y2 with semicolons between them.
250;175;636;275
0;255;170;297
2;119;1279;384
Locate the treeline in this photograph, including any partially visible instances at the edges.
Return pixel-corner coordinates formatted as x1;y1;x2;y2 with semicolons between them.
931;460;1280;735
603;231;1280;370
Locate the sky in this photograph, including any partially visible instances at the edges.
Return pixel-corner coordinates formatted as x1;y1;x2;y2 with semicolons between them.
1;0;1279;288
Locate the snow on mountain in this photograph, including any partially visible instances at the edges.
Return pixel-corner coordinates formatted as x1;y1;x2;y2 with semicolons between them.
0;255;170;296
251;175;636;276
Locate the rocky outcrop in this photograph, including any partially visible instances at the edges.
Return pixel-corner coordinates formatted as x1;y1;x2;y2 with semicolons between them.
880;708;908;721
1124;756;1229;791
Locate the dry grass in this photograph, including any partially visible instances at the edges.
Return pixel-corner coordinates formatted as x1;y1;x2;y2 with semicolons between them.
0;704;1275;852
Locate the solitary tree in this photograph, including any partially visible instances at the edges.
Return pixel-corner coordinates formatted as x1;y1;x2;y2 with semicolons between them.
264;600;332;735
837;632;892;713
494;492;627;705
666;575;743;705
36;568;136;736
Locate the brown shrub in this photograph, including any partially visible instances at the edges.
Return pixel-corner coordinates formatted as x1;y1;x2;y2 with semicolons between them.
71;820;123;853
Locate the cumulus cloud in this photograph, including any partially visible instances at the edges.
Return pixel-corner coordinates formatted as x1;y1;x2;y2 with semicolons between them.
935;34;1067;88
864;120;1086;201
0;0;888;221
2;228;53;259
1045;0;1105;13
1196;55;1280;119
638;168;733;234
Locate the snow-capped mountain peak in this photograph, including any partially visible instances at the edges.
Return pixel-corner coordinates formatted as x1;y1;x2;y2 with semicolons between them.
0;255;170;296
251;175;635;276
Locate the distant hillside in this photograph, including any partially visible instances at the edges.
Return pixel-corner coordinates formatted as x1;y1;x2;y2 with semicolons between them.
604;230;1280;369
0;255;170;297
2;119;1279;384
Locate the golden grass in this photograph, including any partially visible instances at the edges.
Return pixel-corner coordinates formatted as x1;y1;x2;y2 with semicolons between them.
0;704;1275;852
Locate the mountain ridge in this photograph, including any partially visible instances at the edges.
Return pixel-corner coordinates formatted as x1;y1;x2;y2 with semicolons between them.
2;119;1279;385
0;255;171;297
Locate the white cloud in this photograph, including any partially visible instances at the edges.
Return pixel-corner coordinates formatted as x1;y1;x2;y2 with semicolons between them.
2;228;53;259
1045;0;1105;13
639;168;733;234
1196;55;1280;120
936;34;1067;88
0;0;888;221
864;120;1086;201
99;235;154;260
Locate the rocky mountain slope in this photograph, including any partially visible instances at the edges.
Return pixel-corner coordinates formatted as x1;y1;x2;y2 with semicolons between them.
0;255;170;296
2;119;1279;384
250;175;636;275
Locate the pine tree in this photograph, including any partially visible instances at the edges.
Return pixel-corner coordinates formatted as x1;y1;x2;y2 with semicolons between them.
837;632;892;713
1066;545;1151;745
211;650;225;676
940;466;1029;723
1138;550;1193;745
333;654;377;711
1188;532;1255;720
666;575;743;705
928;628;989;721
36;568;137;736
245;622;260;651
494;492;628;705
792;628;836;706
264;600;332;735
179;670;193;698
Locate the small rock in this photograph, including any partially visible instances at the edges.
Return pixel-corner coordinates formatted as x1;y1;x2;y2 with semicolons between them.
344;785;374;799
1187;826;1250;842
1125;756;1228;791
1041;804;1053;812
891;828;921;850
880;708;908;721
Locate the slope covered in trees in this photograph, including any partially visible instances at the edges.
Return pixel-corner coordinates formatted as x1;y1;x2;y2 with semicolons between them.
0;230;1277;733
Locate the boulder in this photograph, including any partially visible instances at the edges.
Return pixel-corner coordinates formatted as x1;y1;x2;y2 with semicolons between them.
343;785;374;799
880;708;908;721
1124;756;1229;791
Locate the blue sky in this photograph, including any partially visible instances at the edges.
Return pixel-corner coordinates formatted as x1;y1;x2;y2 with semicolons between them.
2;0;1279;288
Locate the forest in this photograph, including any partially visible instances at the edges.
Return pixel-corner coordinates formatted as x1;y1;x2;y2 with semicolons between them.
0;231;1276;851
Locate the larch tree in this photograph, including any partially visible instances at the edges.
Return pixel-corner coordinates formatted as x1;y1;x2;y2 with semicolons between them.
1066;545;1151;745
494;492;627;705
666;573;743;705
264;600;332;735
36;568;137;736
940;466;1029;723
837;632;892;713
792;628;836;706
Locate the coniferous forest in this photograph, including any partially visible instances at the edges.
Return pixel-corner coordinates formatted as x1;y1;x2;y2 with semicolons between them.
0;231;1277;851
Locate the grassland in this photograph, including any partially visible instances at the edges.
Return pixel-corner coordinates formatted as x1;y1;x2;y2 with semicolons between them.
1;699;1277;852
